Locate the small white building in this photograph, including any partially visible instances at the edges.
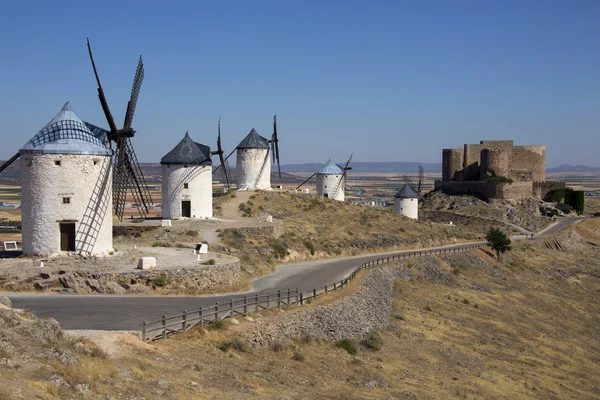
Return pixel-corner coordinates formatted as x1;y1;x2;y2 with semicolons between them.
236;128;271;191
394;184;419;220
316;159;345;201
161;132;212;219
19;102;114;256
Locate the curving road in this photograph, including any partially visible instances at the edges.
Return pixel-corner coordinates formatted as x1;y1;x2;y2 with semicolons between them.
4;217;584;331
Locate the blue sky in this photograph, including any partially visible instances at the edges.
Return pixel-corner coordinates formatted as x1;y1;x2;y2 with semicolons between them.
1;1;598;166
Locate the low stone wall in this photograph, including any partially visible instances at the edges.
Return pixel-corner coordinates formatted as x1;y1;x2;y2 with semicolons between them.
244;266;397;346
221;224;283;240
16;261;242;294
533;181;566;201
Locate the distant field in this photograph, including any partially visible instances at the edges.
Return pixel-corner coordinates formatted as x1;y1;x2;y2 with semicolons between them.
0;185;21;202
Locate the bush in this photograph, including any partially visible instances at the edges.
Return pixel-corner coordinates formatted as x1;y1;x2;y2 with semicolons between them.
218;337;249;352
153;273;168;288
594;212;600;218
361;331;383;351
152;241;172;248
292;352;305;362
208;319;230;331
336;338;358;355
303;240;316;255
201;259;216;265
271;240;289;259
185;230;199;237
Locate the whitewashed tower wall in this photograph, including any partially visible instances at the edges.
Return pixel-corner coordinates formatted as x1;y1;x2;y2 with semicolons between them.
236;148;271;190
316;174;344;201
394;198;418;220
162;164;212;219
21;154;113;255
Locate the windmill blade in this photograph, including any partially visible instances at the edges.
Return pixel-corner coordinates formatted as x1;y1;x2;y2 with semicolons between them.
342;152;353;179
417;164;424;193
272;114;281;178
112;139;129;221
123;56;144;129
296;172;317;190
215;118;232;191
212;147;236;175
123;137;153;216
0;153;19;175
86;38;118;133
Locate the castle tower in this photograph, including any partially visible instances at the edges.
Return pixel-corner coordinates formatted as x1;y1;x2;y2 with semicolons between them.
394;184;419;220
19;102;113;256
236;128;271;190
316;159;345;201
480;148;509;180
161;132;212;219
442;148;464;181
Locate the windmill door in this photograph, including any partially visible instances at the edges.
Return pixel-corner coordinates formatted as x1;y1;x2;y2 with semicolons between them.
59;223;76;252
181;201;191;218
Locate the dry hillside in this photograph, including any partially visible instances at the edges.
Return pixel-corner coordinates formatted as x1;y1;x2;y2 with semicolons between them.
1;219;598;399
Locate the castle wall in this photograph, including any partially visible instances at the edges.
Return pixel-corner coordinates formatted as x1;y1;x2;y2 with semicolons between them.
20;154;113;256
533;181;566;201
480;148;509;179
162;164;212;219
236;148;271;190
316;173;345;201
511;145;546;181
463;140;514;181
434;180;533;200
442;148;464;181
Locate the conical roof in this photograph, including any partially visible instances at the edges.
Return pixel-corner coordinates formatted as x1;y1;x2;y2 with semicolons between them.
237;128;270;149
161;132;211;165
395;184;419;199
20;102;112;156
317;159;343;174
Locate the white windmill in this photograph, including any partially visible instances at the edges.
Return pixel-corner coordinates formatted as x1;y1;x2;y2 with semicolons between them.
296;154;352;201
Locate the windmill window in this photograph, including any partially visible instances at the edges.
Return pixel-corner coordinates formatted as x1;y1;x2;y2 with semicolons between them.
63;197;71;204
54;160;61;166
93;160;99;165
184;183;189;189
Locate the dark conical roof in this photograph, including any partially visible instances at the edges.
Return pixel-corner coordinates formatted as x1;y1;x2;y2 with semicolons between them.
395;184;419;199
161;132;211;165
237;128;270;149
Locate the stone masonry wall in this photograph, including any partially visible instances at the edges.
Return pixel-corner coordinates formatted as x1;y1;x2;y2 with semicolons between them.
511;145;546;182
434;180;533;200
442;148;464;182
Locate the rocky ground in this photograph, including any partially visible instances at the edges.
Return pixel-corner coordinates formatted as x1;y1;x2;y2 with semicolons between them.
421;190;559;232
0;218;598;399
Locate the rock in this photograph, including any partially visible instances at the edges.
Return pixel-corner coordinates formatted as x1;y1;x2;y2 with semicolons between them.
245;316;254;322
161;219;172;227
34;281;48;290
85;279;102;292
40;272;51;279
104;281;126;294
155;379;170;389
190;381;198;387
230;318;240;325
47;375;70;388
137;257;157;270
76;383;94;395
0;297;11;308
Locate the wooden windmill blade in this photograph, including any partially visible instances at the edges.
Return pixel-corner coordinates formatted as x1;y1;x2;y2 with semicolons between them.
417;164;424;194
272;115;281;179
296;172;317;190
331;153;352;199
213;118;232;191
0;153;20;175
86;38;153;221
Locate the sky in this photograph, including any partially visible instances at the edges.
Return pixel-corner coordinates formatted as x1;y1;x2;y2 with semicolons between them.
0;1;598;167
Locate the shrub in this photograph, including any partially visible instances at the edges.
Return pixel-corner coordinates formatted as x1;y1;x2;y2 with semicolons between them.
424;305;432;311
152;241;173;247
292;352;305;362
361;331;383;351
218;337;249;352
185;230;199;237
153;273;168;288
303;240;316;255
594;212;600;218
483;174;513;183
271;240;289;259
336;338;358;355
201;259;216;265
463;298;470;305
296;333;313;345
271;341;285;352
209;319;230;331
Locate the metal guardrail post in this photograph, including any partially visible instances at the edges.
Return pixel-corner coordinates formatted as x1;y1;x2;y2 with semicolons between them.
142;321;146;341
199;307;203;325
215;302;219;321
255;293;259;312
334;282;337;290
325;285;328;294
300;292;303;305
277;290;281;308
313;288;317;299
162;316;167;340
182;310;187;333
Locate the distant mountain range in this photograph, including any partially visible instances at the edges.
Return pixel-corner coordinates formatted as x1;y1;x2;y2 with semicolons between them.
546;164;600;173
1;161;599;185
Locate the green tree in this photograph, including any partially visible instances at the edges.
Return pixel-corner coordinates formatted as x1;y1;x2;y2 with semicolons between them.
485;228;512;260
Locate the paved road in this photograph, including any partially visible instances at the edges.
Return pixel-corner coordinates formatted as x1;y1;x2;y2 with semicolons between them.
4;217;584;331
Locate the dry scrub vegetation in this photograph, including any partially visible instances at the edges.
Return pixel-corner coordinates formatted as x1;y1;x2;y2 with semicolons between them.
218;191;480;276
2;219;598;399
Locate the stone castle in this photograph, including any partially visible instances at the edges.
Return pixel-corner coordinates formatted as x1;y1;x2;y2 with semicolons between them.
434;140;564;200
